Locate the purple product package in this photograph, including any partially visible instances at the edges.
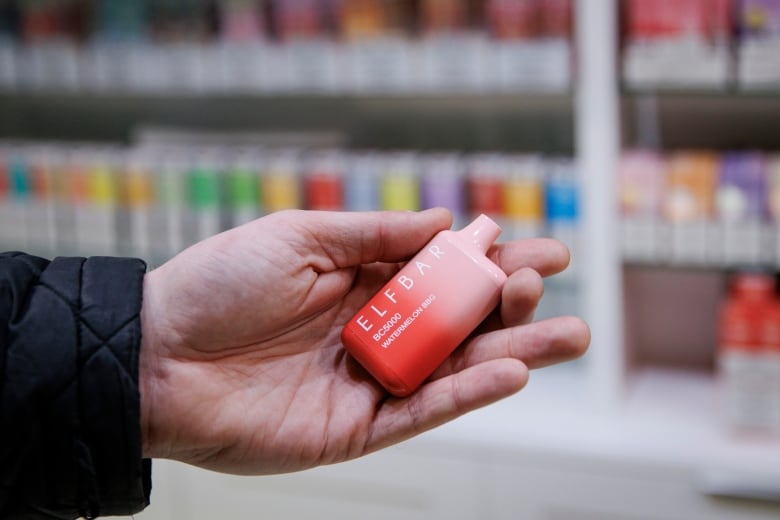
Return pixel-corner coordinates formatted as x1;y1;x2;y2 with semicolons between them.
421;154;466;227
717;152;767;221
740;0;780;37
738;0;780;89
716;151;769;265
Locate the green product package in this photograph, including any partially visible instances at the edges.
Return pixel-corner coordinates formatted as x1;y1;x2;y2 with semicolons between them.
228;169;260;209
188;168;220;210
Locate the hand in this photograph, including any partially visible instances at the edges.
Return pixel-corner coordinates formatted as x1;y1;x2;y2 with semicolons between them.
139;209;589;475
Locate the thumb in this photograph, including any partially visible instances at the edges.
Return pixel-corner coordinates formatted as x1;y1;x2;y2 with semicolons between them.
294;208;453;268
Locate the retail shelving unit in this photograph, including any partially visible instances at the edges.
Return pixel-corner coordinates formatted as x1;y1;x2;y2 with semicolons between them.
1;1;779;519
140;2;780;518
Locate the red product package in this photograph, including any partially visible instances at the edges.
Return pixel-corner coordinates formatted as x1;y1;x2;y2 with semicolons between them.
719;273;775;354
718;272;780;433
540;0;572;38
486;0;540;40
273;0;326;40
624;0;732;40
467;173;504;218
304;172;343;210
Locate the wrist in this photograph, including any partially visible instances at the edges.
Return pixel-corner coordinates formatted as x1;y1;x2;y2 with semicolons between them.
139;270;172;459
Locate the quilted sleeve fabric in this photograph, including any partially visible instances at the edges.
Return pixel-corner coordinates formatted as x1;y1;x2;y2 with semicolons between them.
0;252;152;519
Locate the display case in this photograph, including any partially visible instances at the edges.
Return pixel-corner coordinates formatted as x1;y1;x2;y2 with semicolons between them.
0;1;778;518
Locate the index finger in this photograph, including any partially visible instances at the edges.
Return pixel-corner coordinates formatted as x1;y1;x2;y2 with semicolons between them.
288;207;453;269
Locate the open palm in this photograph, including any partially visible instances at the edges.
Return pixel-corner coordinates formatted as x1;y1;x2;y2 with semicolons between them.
139;209;589;475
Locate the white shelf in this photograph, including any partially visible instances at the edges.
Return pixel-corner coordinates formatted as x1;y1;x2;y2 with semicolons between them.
424;367;780;478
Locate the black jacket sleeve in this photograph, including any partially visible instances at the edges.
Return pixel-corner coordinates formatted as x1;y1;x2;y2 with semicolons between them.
0;252;152;519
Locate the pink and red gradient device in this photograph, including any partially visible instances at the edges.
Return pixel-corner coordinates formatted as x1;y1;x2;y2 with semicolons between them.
341;214;507;396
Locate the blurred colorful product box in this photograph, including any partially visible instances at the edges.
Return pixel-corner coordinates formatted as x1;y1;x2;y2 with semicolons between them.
664;152;718;265
487;0;572;91
379;152;420;211
544;157;579;282
716;152;773;266
502;154;544;241
338;0;414;93
718;272;780;435
622;0;734;90
304;149;345;211
421;152;467;229
0;144;31;253
263;148;303;213
344;152;381;212
737;0;780;90
619;150;666;263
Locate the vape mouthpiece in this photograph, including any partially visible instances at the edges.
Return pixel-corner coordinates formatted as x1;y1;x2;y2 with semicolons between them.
458;214;502;254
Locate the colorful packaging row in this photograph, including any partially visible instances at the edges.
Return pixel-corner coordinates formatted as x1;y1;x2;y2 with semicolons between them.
623;0;780;90
619;150;780;267
0;1;573;93
718;272;780;436
0;0;573;43
0;142;579;269
6;1;780;93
